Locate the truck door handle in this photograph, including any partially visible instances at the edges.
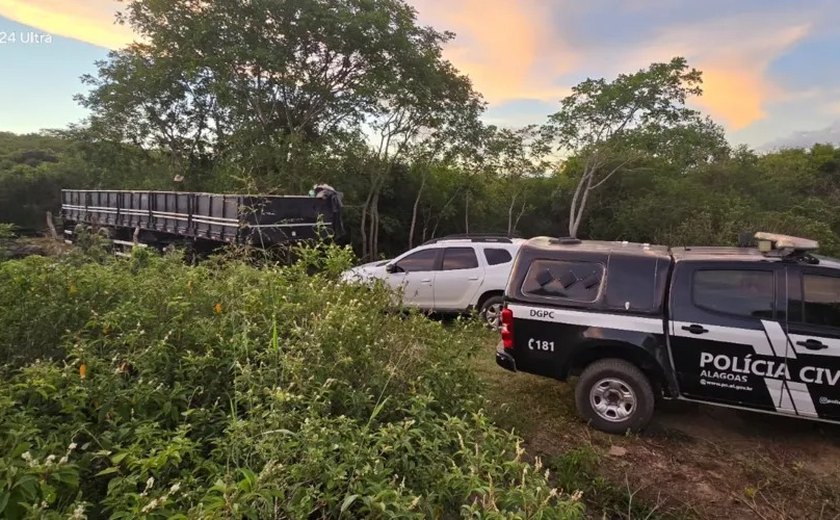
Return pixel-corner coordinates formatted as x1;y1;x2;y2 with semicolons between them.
681;324;709;335
420;278;432;283
468;276;479;281
796;339;828;351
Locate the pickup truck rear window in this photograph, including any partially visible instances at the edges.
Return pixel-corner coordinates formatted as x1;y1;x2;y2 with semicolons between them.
692;269;774;318
794;274;840;328
521;260;603;302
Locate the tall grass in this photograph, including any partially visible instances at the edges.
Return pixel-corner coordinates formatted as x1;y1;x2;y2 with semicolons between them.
0;246;583;518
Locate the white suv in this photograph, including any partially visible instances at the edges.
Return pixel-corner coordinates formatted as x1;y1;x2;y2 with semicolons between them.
341;235;525;327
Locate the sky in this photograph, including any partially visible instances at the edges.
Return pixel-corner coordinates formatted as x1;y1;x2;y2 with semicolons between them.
1;0;840;149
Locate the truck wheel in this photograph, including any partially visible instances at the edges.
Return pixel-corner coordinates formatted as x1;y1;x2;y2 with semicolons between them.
575;358;655;434
479;296;505;329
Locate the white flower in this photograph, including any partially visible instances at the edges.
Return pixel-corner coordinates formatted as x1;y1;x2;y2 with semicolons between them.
141;498;161;513
69;503;87;520
68;442;78;451
144;476;155;491
21;451;32;461
59;455;69;464
45;454;56;465
169;482;181;494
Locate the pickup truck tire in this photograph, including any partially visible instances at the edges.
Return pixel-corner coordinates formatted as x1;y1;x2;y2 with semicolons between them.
575;358;654;434
479;296;505;329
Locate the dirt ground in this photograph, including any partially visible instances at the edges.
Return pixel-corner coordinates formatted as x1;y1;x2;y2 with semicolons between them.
473;339;840;519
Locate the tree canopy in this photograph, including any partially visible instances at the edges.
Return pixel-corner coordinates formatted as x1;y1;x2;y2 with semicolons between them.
2;0;840;258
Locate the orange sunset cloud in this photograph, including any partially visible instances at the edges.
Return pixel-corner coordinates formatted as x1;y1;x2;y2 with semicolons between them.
0;0;133;49
0;0;820;133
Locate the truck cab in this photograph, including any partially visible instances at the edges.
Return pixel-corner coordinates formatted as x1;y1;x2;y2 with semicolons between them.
496;233;840;433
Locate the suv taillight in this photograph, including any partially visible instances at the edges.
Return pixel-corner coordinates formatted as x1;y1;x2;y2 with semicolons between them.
500;307;514;350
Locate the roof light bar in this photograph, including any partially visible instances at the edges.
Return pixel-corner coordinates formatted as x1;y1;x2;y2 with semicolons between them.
754;232;819;256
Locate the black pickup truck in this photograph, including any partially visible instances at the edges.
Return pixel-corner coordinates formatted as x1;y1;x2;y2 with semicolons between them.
497;233;840;433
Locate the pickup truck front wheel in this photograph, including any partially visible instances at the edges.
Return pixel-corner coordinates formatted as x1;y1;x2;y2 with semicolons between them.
575;359;654;434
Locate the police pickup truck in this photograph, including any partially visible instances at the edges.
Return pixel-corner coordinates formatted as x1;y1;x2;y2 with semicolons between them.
496;233;840;433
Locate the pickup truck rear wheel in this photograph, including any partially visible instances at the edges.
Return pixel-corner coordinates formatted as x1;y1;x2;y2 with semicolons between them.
575;358;654;434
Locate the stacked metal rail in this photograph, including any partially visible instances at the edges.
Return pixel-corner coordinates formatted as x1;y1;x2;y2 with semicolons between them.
61;189;341;248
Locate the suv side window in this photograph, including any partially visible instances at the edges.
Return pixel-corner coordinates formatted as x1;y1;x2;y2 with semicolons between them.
791;274;840;328
692;269;774;318
521;260;603;302
442;247;479;270
484;248;512;266
394;249;438;273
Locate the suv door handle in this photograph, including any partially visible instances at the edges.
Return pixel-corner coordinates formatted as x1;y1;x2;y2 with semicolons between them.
796;339;828;351
420;278;432;283
468;276;479;281
681;324;709;335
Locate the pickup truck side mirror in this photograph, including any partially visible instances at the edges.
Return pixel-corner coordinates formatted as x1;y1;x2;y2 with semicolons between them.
385;263;397;273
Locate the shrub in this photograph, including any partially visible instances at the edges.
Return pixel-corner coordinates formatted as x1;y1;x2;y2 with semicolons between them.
0;246;583;518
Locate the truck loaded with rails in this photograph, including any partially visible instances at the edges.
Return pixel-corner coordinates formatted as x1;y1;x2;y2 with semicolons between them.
497;232;840;433
60;186;343;254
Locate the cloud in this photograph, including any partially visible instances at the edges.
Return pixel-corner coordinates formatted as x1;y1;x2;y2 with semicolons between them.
1;0;833;143
763;121;840;150
609;14;812;130
410;0;815;132
409;0;573;104
0;0;133;49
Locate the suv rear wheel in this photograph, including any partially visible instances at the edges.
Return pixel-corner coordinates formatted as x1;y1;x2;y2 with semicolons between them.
479;296;505;329
574;358;654;434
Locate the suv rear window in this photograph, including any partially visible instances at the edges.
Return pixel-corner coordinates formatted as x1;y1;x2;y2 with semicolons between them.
442;247;479;270
484;248;512;266
692;270;774;318
521;260;603;302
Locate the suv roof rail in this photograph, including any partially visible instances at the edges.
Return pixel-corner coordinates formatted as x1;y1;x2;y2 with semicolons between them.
422;233;518;245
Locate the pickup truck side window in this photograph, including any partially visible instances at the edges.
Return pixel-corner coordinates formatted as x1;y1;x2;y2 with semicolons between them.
521;260;603;302
394;249;438;273
442;247;479;270
484;248;512;266
692;269;774;318
791;274;840;327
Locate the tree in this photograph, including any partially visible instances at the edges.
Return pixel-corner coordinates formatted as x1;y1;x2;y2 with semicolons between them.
479;125;550;236
81;0;477;191
543;57;713;237
359;58;483;259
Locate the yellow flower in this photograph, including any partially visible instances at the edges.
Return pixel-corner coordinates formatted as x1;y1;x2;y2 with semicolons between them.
79;363;87;380
213;303;222;315
68;282;77;295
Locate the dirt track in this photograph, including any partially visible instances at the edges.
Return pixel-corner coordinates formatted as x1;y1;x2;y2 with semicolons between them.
474;339;840;519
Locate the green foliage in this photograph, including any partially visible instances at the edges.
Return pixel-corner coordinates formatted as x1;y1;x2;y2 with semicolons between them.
0;223;15;240
0;246;583;518
543;57;729;237
0;131;172;233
